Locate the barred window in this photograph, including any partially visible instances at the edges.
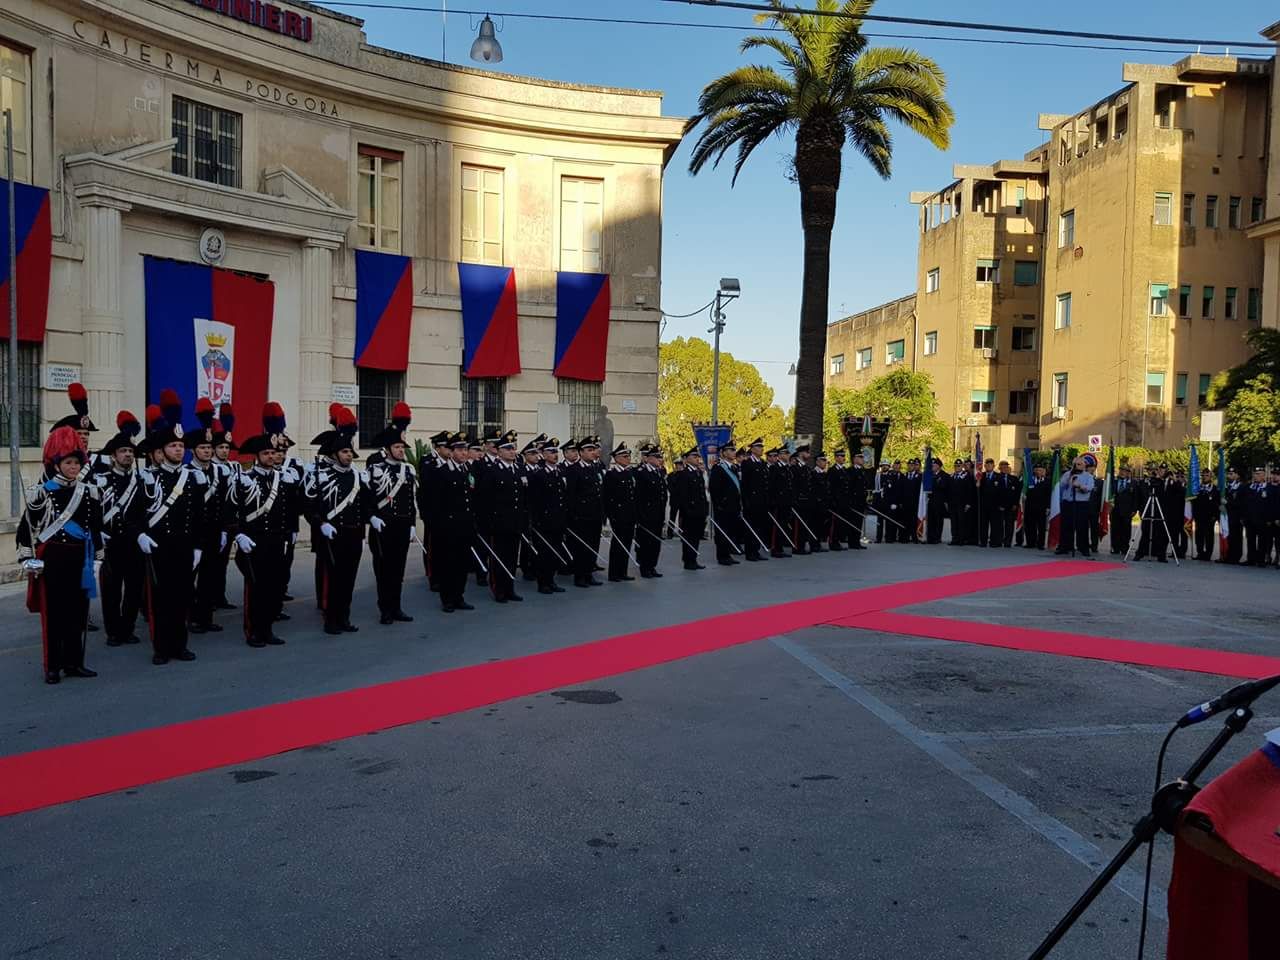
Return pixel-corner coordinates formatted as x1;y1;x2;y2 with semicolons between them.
356;368;404;444
0;342;41;446
557;378;602;438
172;97;242;188
461;374;505;440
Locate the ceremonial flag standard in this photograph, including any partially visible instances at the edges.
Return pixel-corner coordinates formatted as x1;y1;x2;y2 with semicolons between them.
916;445;932;540
143;257;274;431
0;177;52;342
1217;447;1230;558
1046;452;1063;551
1015;447;1033;533
1099;445;1115;536
1185;445;1200;534
692;423;732;466
554;271;610;382
354;250;413;371
458;262;520;378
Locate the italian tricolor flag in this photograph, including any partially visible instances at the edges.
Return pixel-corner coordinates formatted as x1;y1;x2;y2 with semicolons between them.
1046;453;1063;551
1099;445;1115;536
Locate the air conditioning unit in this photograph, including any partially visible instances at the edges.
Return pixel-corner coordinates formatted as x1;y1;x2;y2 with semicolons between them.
982;348;998;360
1025;378;1039;390
1052;405;1068;421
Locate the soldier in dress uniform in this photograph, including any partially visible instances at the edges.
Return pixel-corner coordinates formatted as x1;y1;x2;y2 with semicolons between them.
93;412;145;648
309;429;374;633
1244;467;1269;565
634;443;669;578
211;404;240;610
812;454;833;545
1192;468;1220;561
668;447;708;570
1220;466;1245;564
983;460;1016;548
187;399;233;635
900;458;923;544
429;433;478;612
739;439;769;562
847;452;870;548
418;430;453;590
555;439;580;576
475;430;525;603
1108;465;1137;555
603;441;639;582
18;426;103;684
49;383;99;475
767;448;794;557
790;445;820;553
367;403;417;625
709;443;744;565
527;437;570;594
565;437;605;588
925;458;949;545
260;403;304;602
132;390;206;665
231;433;297;647
948;459;977;545
827;449;852;550
305;404;355;608
516;435;546;583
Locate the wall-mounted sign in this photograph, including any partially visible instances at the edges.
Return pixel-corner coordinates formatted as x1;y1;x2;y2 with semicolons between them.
331;383;359;405
198;227;226;265
45;364;83;391
621;398;637;413
184;0;314;43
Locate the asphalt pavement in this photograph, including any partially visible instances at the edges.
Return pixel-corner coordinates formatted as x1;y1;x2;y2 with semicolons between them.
2;536;1277;960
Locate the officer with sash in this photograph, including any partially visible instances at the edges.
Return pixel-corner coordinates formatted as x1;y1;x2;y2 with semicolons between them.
367;403;417;624
18;426;104;684
309;430;373;634
188;398;233;635
94;412;145;648
565;436;604;588
668;447;708;569
232;432;296;647
709;443;744;565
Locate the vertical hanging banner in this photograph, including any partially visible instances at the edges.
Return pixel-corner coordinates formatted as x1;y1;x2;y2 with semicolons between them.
144;257;274;430
692;422;732;465
0;177;52;342
355;250;413;371
554;271;611;382
458;262;520;377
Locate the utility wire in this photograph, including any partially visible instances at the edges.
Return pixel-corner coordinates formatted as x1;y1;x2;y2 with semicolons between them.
660;298;717;318
321;2;1250;55
655;0;1273;50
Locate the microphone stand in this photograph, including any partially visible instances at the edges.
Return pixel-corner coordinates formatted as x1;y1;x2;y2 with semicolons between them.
1026;704;1257;959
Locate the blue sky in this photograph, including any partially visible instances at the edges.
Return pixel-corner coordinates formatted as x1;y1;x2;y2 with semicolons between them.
345;0;1274;408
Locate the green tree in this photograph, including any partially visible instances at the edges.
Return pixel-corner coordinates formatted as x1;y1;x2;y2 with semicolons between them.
1207;328;1280;410
1221;373;1280;468
823;368;952;463
658;337;788;460
685;0;954;450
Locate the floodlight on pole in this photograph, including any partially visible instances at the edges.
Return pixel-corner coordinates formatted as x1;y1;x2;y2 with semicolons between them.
709;278;741;425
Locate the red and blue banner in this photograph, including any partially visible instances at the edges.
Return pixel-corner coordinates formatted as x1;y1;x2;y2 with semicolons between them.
458;262;520;378
554;271;611;382
0;178;52;343
143;257;274;430
355;250;413;371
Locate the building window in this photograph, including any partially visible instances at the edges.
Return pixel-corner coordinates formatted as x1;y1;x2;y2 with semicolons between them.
1175;372;1188;406
885;340;906;365
1178;284;1192;318
1013;261;1039;286
975;258;999;284
829;354;845;375
1149;283;1169;316
1248;287;1261;322
1153;192;1173;226
560;177;604;272
1113;104;1128;140
1008;390;1033;416
0;341;40;446
1155;88;1175;128
356;145;403;252
1182;193;1195;226
461;164;504;264
557;378;602;438
1012;326;1036;351
923;331;938;356
1146;372;1165;405
1228;196;1242;229
1205;195;1219;229
1202;286;1215;319
356;368;405;442
1055;292;1072;329
855;347;872;370
0;41;32;182
1013;185;1026;215
970;390;994;414
926;268;940;293
1058;210;1075;248
1093;116;1108;146
1251;197;1265;223
171;96;242;188
460;374;506;439
972;326;996;350
1053;373;1068;409
1224;287;1238;320
1197;373;1211;407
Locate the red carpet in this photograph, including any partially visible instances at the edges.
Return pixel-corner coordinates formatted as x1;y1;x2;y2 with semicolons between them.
836;611;1280;681
0;560;1107;817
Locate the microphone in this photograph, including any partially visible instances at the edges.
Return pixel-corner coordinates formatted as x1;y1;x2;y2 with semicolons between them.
1177;674;1280;728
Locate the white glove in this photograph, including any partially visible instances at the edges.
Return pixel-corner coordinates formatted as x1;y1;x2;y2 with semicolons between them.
192;548;203;570
291;532;298;545
320;522;336;539
101;531;111;543
137;533;157;555
220;532;228;551
370;516;385;532
235;533;255;554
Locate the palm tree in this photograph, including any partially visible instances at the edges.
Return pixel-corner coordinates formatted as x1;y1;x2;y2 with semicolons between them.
685;0;954;448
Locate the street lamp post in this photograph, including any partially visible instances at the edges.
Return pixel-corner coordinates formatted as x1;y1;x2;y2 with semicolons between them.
709;278;740;424
5;110;20;518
